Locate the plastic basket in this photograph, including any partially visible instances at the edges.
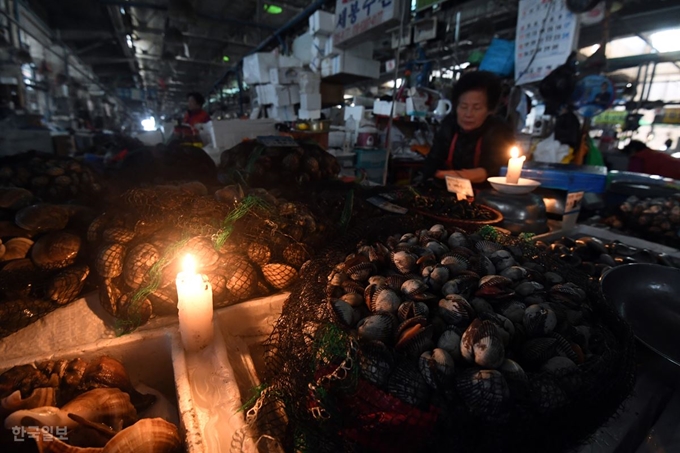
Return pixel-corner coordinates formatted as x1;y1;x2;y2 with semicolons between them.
355;148;387;169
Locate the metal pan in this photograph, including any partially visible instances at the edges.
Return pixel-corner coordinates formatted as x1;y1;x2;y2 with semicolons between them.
601;263;680;366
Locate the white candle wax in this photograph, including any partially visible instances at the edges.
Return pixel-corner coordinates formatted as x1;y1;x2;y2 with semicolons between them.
177;254;214;352
505;146;526;184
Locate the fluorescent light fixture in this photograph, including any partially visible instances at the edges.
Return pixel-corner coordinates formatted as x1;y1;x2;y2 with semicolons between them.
126;35;133;49
141;117;156;131
263;4;283;14
650;28;680;53
222;55;230;62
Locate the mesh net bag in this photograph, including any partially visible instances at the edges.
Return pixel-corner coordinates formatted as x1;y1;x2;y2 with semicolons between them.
237;218;635;453
87;182;326;333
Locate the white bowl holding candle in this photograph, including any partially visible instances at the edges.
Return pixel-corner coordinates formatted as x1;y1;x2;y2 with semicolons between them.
488;176;541;194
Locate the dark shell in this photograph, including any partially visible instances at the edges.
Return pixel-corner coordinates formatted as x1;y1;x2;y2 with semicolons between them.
347;262;376;282
357;313;396;344
391;251;417;274
469;255;496;276
438;295;475;328
456;369;510;422
447;232;468;248
102;227;136;244
116;292;152;325
46;264;89;305
359;341;394;387
330;299;358;326
475;240;503;256
523;304;557;337
440;254;469;274
397;301;429;322
123;243;160;289
400;279;435;301
395;319;433;357
385;274;409;291
95;243;126;278
86;214;114;243
419;348;455;390
522;337;558;364
529;375;570;413
99;278;121;317
475;275;514;298
461;319;505;369
283;243;311;269
387;361;431;409
550;332;580;363
224;258;259;299
15;204;69;232
441;274;479;297
514;281;544;297
0;187;33;209
497;301;527;324
436;327;462;360
148;287;179;316
246;242;272;267
343;279;365;295
369;286;401;313
499;266;528;281
499;359;527;383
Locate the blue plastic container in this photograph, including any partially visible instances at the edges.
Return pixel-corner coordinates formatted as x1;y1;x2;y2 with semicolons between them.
500;162;608;193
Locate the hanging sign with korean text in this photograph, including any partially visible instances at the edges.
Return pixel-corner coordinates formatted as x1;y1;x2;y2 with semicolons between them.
333;0;403;47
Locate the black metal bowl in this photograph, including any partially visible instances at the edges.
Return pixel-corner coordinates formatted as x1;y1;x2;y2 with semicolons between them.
601;263;680;366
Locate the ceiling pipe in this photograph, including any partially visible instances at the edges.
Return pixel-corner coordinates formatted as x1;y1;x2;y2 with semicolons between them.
98;0;277;31
211;0;335;91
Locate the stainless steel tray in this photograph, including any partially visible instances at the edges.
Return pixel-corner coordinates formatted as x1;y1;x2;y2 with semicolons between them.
532;224;680;257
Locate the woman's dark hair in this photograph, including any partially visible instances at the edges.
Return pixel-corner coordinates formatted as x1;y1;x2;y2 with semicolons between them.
187;92;205;106
451;71;503;110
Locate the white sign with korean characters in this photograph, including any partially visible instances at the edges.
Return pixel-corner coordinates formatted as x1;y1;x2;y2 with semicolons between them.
333;0;402;47
445;176;474;201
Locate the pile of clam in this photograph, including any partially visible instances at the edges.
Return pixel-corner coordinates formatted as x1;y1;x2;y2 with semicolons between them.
88;183;315;325
0;188;91;334
0;356;180;452
610;195;680;247
0;153;100;203
536;235;680;280
324;225;605;422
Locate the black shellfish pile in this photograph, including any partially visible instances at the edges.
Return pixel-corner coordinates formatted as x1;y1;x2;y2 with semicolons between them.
0;188;92;338
605;195;680;248
88;183;318;327
536;235;680;280
0;152;101;203
278;223;634;452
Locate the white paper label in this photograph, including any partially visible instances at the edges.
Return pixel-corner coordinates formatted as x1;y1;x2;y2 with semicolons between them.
386;59;396;72
445;176;474;201
565;191;584;214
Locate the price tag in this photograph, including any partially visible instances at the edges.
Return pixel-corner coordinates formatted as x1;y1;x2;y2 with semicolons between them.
386;59;396;72
565;191;585;214
445;176;474;201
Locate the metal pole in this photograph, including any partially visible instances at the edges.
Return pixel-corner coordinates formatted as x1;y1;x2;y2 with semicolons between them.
643;61;657;102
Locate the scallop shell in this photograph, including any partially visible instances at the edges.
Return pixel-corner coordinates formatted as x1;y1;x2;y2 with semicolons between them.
395;318;433;357
497;300;527;324
123;243;160;289
522;337;558;364
31;231;81;270
447;232;468;248
262;263;298;289
440;254;470;274
87;213;110;243
425;241;449;258
438;294;475;328
96;243;126;278
428;224;448;241
499;359;527;383
441;273;479;297
102;227;136;244
181;237;219;272
391;251;417;274
456;369;510;422
385;274;409;291
357;313;396;344
359;341;393;386
347;261;376;282
0;187;33;209
247;242;272;266
15;204;69;232
475;275;514;298
0;237;33;261
400;279;435;301
514;281;544;297
223;258;259;300
499;266;528;281
523;304;557;337
340;292;364;307
283;243;310;269
461;319;505;369
475;240;503;256
46;264;90;305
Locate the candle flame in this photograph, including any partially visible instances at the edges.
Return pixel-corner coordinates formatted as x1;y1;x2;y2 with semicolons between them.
510;146;520;159
182;254;196;275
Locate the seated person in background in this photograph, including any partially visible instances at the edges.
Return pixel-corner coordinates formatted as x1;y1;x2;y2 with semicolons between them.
625;140;680;180
420;71;516;184
183;92;211;127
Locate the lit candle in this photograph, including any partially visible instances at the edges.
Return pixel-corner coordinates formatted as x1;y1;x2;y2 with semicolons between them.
177;254;213;352
505;146;526;184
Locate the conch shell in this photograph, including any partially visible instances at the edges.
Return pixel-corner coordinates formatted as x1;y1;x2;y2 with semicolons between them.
0;387;56;417
33;418;182;453
4;388;136;432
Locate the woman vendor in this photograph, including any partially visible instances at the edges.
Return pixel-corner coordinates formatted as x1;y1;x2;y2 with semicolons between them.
420;71;516;184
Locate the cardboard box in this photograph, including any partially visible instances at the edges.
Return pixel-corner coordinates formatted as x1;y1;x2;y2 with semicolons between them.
321;82;344;106
269;67;300;85
299;109;321;120
300;93;322;110
309;10;335;36
242;52;278;84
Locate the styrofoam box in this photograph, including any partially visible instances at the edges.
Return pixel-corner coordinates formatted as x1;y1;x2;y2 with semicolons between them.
299;109;321;120
269;67;300;85
309;10;335;36
293;31;313;65
299;71;321;94
373;99;407;117
312;36;328;58
267;105;297;122
329;54;380;80
0;293;288;453
301;93;322;111
261;84;292;107
288;85;300;105
242;52;278;85
278;55;302;68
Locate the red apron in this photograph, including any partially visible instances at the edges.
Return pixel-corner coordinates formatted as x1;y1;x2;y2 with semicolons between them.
445;133;483;170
